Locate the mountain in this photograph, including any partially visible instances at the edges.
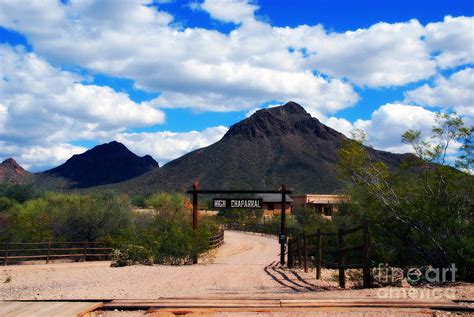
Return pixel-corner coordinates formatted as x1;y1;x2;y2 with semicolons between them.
109;102;410;194
0;158;32;184
43;141;159;188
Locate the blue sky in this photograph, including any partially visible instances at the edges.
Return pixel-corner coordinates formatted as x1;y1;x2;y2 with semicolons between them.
0;0;472;171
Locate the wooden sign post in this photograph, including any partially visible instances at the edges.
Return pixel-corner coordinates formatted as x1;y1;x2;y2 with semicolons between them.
187;185;292;265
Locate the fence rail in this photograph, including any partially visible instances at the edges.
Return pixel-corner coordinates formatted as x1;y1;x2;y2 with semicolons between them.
208;228;225;249
288;222;371;288
0;241;113;266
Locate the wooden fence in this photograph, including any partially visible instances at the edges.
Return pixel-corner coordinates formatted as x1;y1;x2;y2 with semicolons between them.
223;222;280;236
0;241;113;266
208;228;225;249
287;222;371;288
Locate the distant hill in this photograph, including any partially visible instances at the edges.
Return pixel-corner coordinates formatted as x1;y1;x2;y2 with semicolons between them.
0;158;33;184
107;102;410;194
42;141;159;188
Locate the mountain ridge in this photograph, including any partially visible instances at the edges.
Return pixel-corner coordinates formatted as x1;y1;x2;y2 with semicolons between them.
102;102;410;194
0;158;33;184
42;141;159;188
1;102;412;193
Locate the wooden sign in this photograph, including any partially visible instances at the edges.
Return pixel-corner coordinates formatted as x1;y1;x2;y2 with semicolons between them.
213;198;263;209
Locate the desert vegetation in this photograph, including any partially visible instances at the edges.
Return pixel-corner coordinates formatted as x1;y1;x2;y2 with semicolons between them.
0;188;219;266
335;113;473;281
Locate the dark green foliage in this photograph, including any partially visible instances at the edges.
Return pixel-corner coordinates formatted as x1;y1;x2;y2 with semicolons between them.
1;192;133;242
111;245;154;267
0;190;220;266
0;197;17;212
0;183;37;204
337;114;473;281
130;194;147;208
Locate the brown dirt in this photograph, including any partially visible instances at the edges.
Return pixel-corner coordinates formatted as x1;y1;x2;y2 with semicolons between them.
0;231;472;302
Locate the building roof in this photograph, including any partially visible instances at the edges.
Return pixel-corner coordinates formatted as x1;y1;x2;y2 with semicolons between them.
291;194;350;204
257;193;293;203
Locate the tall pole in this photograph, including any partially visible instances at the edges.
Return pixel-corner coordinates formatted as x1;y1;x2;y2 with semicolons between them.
280;184;286;265
192;182;198;231
192;182;198;264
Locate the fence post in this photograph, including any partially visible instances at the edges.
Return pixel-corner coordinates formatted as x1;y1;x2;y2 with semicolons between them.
287;239;293;269
46;241;51;264
303;235;308;273
82;243;88;262
4;242;8;266
362;221;371;288
316;229;321;279
338;228;346;288
296;238;302;268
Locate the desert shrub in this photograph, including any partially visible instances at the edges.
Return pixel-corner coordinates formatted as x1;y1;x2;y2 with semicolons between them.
337;114;473;281
113;192;219;266
0;197;17;212
111;244;154;267
1;190;220;266
3;192;133;242
130;194;146;208
0;183;37;203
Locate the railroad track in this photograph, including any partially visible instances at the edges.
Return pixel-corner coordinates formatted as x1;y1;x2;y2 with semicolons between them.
1;298;472;316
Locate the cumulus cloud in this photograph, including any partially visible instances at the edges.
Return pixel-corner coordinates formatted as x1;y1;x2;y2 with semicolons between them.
200;0;258;24
0;45;165;170
116;126;228;165
322;104;446;154
425;16;474;69
1;1;471;111
405;67;474;116
0;1;472;170
278;20;438;87
0;45;164;146
323;117;354;137
0;142;87;172
354;104;438;153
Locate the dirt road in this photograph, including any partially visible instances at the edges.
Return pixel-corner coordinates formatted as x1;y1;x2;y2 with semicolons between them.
0;231;326;299
0;231;471;302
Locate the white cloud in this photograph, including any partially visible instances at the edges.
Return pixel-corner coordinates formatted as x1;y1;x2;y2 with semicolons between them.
0;2;472;107
354;103;438;153
278;20;438;87
425;16;474;69
405;67;474;116
116;126;228;165
324;117;354;137
147;66;359;114
0;142;87;172
0;45;164;147
0;1;472;171
200;0;258;24
1;1;471;112
0;44;165;171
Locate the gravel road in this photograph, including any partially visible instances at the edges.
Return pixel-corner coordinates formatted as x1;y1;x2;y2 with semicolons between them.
0;231;472;301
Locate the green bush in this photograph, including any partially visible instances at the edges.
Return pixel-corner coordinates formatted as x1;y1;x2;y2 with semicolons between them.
0;190;220;266
337;113;473;281
0;184;37;203
0;197;17;213
111;244;154;267
3;192;133;242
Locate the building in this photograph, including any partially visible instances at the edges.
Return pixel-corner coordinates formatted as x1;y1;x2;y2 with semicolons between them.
291;194;350;217
256;194;293;217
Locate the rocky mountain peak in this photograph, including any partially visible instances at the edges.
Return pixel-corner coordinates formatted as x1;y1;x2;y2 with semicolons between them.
223;101;338;140
1;158;26;173
44;141;159;188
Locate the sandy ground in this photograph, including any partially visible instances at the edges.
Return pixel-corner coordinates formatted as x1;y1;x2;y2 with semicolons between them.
0;231;472;302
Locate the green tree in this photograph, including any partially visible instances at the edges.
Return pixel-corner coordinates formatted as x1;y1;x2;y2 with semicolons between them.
3;193;133;242
338;113;473;281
